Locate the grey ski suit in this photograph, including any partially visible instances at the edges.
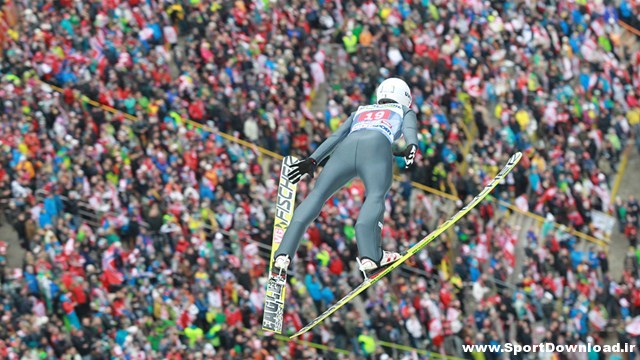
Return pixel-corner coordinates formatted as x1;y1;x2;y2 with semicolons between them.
275;102;420;264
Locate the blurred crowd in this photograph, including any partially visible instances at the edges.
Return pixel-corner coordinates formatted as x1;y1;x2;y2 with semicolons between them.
1;0;640;359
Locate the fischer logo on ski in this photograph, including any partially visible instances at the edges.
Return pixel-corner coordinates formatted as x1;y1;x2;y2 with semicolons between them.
262;156;298;334
273;167;296;247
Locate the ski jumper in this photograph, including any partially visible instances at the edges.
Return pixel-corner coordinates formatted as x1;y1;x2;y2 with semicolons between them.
274;103;420;264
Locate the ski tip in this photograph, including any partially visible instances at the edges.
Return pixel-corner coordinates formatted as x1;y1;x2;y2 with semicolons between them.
506;152;523;167
289;332;303;339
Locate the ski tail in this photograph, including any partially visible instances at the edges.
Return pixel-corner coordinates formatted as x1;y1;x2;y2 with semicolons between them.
262;156;298;333
290;152;522;338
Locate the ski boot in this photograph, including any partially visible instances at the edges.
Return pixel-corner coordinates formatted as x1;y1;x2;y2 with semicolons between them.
273;254;290;276
356;250;401;278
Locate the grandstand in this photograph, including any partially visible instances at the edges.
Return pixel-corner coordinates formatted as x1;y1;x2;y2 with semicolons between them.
0;0;17;53
0;0;640;359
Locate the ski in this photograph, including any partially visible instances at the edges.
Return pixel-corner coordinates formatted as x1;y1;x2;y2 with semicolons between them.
262;156;299;334
290;152;522;338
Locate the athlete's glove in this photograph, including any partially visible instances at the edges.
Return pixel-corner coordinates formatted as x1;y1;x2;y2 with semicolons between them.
393;144;418;169
287;157;317;184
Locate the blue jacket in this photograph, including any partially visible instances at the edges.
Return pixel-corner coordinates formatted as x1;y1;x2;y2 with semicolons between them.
305;274;323;301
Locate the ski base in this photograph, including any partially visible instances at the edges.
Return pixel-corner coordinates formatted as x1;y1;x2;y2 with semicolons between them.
262;271;287;333
262;156;298;334
290;152;522;338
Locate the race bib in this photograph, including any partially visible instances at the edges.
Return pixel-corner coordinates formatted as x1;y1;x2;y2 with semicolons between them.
350;104;404;143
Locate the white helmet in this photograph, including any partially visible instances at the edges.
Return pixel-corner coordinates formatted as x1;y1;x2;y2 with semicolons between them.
376;78;412;107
